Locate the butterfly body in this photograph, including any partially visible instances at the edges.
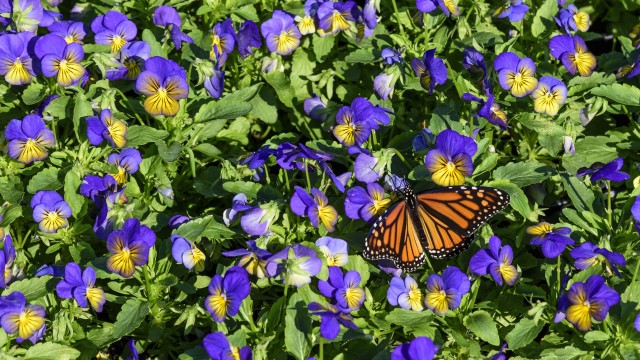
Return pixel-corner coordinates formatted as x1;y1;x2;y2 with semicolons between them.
363;185;510;272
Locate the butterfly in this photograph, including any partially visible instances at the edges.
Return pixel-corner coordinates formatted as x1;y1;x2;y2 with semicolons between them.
363;184;510;272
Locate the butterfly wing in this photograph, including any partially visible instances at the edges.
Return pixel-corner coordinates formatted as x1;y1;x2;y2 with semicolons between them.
415;186;510;259
363;200;426;272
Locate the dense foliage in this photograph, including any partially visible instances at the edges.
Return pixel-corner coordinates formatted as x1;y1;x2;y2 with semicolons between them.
0;0;640;359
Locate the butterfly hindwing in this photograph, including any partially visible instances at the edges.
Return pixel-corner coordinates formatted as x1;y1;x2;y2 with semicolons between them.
415;186;510;259
363;201;426;272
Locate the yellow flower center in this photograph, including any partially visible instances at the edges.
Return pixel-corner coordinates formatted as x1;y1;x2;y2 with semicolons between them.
208;294;229;319
110;36;127;52
41;210;67;233
426;289;450;315
407;287;424;311
275;30;299;55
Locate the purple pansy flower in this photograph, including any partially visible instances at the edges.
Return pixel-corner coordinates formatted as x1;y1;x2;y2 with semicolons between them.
374;71;396;100
86;108;128;148
40;9;61;28
333;97;391;148
0;236;15;288
0;32;35;85
237;20;262;58
469;236;518;286
106;41;151;81
318;267;366;312
168;214;189;229
531;76;567;116
135;57;189;117
391;336;440;360
223;194;275;236
382;47;402;65
80;174;127;239
462;47;492;94
91;10;137;52
290;186;339;232
203;332;252;360
425;129;477;186
555;274;620;331
411;49;448;94
125;338;139;360
223;240;272;279
616;54;640;79
5;114;55;164
56;262;106;312
354;151;383;183
555;4;590;33
387;275;423;311
570;242;626;277
424;266;470;315
304;94;329;122
493;0;529;22
35;264;65;277
204;63;225;99
34;34;85;87
412;128;434;152
344;183;391;222
153;5;193;50
210;19;236;66
48;21;86;44
261;10;301;56
0;0;43;32
266;244;322;287
0;292;46;344
632;197;640;234
240;146;276;170
493;52;538;97
549;35;596;77
357;0;377;41
416;0;460;17
527;222;574;259
308;302;358;340
171;235;206;272
108;148;142;184
315;237;349;267
317;1;358;35
635;313;640;333
106;218;156;278
462;93;508;130
204;266;251;322
31;190;72;234
576;158;630;182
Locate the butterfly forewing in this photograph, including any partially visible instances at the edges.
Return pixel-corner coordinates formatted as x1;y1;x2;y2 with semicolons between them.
363;185;510;270
416;186;510;258
363;201;426;272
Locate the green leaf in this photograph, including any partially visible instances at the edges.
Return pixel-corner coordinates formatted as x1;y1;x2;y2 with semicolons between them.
23;342;81;360
505;318;544;350
385;308;433;329
312;35;335;62
27;167;63;194
64;170;86;218
175;215;235;241
463;310;500;346
285;293;312;360
591;83;640;106
72;95;94;140
194;101;252;123
0;175;24;203
0;205;22;227
156;141;183;162
485;180;531;220
518;113;564;136
216;117;251;145
531;0;558;37
222;181;283;202
249;88;278;124
345;48;376;63
1;276;55;301
493;161;555;187
21;82;47;106
567;72;616;96
264;71;295;108
127;125;169;147
559;173;596;213
142;28;166;58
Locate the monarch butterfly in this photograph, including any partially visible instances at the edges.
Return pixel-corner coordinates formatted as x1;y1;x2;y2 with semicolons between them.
363;184;510;272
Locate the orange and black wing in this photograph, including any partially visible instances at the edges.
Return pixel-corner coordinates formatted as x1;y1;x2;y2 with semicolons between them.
363;200;426;272
415;186;510;259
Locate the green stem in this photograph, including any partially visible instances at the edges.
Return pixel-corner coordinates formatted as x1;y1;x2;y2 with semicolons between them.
556;256;561;297
319;336;324;360
390;0;406;40
606;181;613;226
631;258;640;290
143;265;155;304
305;160;312;191
114;88;145;125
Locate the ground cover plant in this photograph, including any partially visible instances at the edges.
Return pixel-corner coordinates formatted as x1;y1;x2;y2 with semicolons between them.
0;0;640;359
